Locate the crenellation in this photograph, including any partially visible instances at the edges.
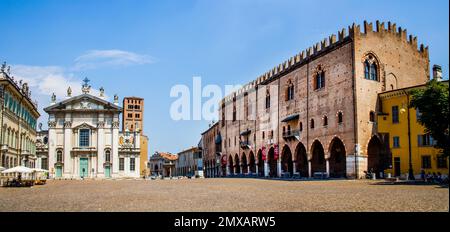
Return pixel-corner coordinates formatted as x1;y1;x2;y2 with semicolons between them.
329;34;336;45
376;20;386;33
363;21;373;34
338;28;346;41
313;43;320;54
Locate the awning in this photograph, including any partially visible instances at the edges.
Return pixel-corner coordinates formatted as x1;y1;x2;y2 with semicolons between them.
1;166;33;174
215;134;222;144
240;129;251;136
281;114;299;122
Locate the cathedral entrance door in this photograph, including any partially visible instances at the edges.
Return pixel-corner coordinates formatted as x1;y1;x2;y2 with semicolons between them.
80;158;89;178
55;166;62;178
105;166;111;178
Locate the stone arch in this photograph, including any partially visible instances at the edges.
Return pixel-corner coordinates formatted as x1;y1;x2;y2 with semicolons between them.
328;137;347;178
386;73;398;90
241;152;248;174
268;147;277;177
249;151;256;174
234;154;240;175
295;142;308;177
228;154;234;175
367;135;389;178
257;149;264;177
281;145;293;177
310;140;326;174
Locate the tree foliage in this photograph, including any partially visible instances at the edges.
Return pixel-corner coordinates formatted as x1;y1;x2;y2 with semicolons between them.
410;79;449;157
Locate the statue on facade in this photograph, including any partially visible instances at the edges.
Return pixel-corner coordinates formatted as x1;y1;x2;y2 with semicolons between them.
114;94;119;104
82;77;91;94
51;93;56;103
0;62;5;72
67;87;72;97
99;87;105;98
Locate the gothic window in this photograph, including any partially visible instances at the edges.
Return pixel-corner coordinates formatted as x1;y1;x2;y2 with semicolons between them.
310;119;315;129
265;89;270;109
286;80;294;101
323;116;328;126
221;103;225;127
363;54;379;81
299;122;303;132
314;67;325;90
338;112;343;124
79;129;90;147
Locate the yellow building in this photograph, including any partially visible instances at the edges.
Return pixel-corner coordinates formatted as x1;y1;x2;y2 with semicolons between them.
377;80;448;179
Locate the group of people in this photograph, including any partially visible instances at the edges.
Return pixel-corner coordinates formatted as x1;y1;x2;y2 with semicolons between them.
420;170;448;184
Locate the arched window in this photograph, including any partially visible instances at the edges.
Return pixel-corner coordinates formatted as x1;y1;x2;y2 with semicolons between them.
363;54;379;81
287;125;291;134
262;131;265;139
282;126;286;135
265;89;271;109
370;63;378;81
105;150;111;162
299;122;303;132
369;111;376;122
56;150;63;163
338;112;343;124
286;80;294;101
364;60;370;79
315;72;325;90
323;116;328;126
310;119;315;129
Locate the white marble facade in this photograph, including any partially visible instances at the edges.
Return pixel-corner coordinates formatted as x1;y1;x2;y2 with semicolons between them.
44;81;140;179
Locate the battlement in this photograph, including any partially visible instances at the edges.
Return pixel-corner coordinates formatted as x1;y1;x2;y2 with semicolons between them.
222;21;429;104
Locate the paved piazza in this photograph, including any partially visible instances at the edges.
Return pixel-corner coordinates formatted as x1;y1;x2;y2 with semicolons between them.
0;179;448;212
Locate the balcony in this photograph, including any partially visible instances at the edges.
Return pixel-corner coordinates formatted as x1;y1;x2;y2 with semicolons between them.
282;130;300;140
240;141;251;149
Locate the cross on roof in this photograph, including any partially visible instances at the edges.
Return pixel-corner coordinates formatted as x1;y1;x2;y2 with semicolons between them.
83;77;90;86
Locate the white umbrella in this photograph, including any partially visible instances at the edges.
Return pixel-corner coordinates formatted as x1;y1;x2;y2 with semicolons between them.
1;166;34;174
0;166;5;172
32;168;49;173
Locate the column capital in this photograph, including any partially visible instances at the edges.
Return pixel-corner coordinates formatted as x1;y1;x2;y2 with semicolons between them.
48;121;57;128
112;121;120;129
97;121;105;129
63;121;72;128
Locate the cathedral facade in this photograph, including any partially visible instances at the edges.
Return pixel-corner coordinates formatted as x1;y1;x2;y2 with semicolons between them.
44;80;140;179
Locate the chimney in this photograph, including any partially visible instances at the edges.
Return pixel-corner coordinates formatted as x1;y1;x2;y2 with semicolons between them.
432;65;443;81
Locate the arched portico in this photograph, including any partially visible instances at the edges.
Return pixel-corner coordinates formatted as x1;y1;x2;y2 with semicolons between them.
329;137;347;178
257;150;264;177
268;147;277;177
241;153;248;174
281;145;293;177
311;140;326;175
367;135;389;178
295;142;309;177
228;154;234;175
249;151;256;174
234;154;241;175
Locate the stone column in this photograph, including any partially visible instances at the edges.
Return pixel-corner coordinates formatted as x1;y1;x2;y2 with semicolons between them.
326;158;330;178
226;166;230;176
97;120;105;176
63;120;72;175
293;162;297;175
264;160;269;177
247;165;251;175
277;160;282;177
255;165;259;176
308;160;312;178
112;119;120;174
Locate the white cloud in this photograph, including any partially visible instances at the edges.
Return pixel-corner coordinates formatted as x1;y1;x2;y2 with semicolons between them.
72;49;155;71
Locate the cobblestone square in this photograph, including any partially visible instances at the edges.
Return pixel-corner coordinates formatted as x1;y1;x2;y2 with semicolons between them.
0;179;448;212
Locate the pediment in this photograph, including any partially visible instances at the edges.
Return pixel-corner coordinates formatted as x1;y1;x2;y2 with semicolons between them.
72;122;97;130
44;94;122;112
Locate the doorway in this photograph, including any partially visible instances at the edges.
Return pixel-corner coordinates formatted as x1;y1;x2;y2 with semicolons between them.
80;158;89;178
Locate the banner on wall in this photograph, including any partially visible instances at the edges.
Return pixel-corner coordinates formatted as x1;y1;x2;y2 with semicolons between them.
274;144;279;160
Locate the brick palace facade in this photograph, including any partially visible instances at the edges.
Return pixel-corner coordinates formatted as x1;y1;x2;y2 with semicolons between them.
202;21;429;179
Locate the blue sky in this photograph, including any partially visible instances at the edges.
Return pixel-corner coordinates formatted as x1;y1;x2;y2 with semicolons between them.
0;0;448;156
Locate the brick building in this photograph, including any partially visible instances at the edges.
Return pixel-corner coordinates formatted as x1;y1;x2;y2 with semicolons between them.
203;21;430;179
122;97;149;177
201;122;223;177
